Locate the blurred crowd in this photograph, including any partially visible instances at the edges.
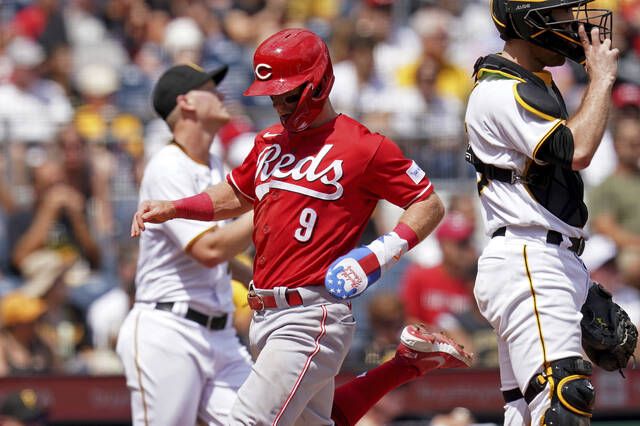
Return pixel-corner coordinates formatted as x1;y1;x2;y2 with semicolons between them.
0;0;638;422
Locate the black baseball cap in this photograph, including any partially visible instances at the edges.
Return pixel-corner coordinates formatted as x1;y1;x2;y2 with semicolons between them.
152;63;228;120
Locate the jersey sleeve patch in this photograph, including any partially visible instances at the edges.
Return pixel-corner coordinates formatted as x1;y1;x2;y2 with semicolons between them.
513;82;563;121
406;161;425;184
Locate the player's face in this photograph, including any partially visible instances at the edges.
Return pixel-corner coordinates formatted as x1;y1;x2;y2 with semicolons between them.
550;7;574;29
188;81;231;124
269;85;304;122
532;7;574;67
531;43;566;67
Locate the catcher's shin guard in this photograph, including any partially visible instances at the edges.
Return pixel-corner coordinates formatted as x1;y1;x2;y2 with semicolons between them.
525;357;595;426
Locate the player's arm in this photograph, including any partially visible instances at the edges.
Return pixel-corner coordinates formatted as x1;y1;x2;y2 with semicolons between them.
565;25;618;170
186;211;253;268
325;192;444;299
396;192;445;242
131;181;252;237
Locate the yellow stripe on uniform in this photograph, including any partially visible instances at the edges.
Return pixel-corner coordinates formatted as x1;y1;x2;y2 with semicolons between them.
532;119;565;159
523;245;551;368
513;83;557;121
476;68;526;82
184;225;218;252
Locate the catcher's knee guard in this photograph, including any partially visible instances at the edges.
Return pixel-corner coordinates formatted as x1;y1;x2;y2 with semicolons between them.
525;357;595;426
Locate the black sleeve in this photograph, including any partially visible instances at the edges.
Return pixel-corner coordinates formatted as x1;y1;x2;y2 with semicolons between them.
535;124;574;168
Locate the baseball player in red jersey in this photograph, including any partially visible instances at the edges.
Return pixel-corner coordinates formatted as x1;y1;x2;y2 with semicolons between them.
131;28;471;425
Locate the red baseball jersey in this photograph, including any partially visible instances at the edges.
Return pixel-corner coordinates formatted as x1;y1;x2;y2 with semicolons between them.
227;114;433;289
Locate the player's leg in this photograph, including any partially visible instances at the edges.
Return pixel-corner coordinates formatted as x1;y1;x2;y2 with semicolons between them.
476;238;592;425
229;301;355;425
116;307;204;426
198;329;253;426
497;338;531;426
516;246;593;425
330;324;472;426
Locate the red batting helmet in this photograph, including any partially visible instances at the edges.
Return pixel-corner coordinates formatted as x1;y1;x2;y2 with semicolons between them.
243;28;335;132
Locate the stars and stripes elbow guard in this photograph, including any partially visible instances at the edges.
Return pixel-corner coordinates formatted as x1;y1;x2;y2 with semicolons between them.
325;223;419;299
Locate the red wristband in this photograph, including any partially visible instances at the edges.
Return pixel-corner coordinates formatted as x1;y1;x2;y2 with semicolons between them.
172;193;215;221
393;223;419;250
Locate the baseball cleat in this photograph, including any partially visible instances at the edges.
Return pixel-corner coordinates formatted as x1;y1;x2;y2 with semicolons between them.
395;324;473;375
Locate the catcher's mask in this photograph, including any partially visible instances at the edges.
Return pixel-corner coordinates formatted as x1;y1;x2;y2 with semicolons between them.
244;28;335;132
491;0;612;64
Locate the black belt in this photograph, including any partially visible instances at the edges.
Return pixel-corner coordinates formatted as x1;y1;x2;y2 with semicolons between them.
501;387;540;404
155;302;228;330
502;388;524;403
491;226;585;255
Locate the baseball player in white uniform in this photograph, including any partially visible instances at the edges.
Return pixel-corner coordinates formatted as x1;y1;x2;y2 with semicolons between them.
116;64;254;426
466;1;617;425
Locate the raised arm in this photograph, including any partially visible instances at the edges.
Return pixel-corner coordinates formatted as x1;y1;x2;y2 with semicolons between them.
567;26;619;170
131;181;252;237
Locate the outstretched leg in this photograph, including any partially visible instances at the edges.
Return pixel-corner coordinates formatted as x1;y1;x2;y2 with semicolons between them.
331;324;473;426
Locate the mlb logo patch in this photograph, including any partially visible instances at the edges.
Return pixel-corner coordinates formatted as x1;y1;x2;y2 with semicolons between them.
406;161;425;184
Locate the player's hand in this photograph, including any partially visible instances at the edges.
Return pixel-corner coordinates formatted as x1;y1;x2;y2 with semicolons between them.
324;247;381;300
130;200;176;237
579;24;618;86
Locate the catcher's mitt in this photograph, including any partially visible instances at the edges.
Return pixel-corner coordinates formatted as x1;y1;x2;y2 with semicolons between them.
580;282;638;373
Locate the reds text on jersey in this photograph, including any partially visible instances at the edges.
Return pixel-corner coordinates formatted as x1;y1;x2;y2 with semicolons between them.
228;114;432;289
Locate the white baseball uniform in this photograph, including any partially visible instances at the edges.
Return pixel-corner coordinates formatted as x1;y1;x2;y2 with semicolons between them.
116;142;252;426
465;56;591;425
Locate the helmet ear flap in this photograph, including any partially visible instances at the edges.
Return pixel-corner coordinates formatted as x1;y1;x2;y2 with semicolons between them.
313;73;335;101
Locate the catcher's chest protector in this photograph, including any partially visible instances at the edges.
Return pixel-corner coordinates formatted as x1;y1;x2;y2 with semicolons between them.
468;54;588;228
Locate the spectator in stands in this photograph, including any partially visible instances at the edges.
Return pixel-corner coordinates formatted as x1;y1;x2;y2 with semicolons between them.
71;61;143;239
612;82;640;119
401;212;477;328
0;292;57;376
0;36;72;145
392;57;465;178
589;116;640;250
330;33;396;132
352;0;421;91
43;43;74;97
404;7;472;102
9;158;101;271
163;17;204;66
18;250;91;370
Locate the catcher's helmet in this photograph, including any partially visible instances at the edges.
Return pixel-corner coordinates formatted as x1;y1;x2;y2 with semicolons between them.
244;28;335;132
490;0;612;64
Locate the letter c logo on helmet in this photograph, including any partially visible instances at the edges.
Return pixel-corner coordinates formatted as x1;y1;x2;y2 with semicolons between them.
255;63;272;81
243;28;335;133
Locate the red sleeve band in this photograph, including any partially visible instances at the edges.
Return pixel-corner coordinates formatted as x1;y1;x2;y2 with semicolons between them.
393;222;419;250
172;192;215;221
